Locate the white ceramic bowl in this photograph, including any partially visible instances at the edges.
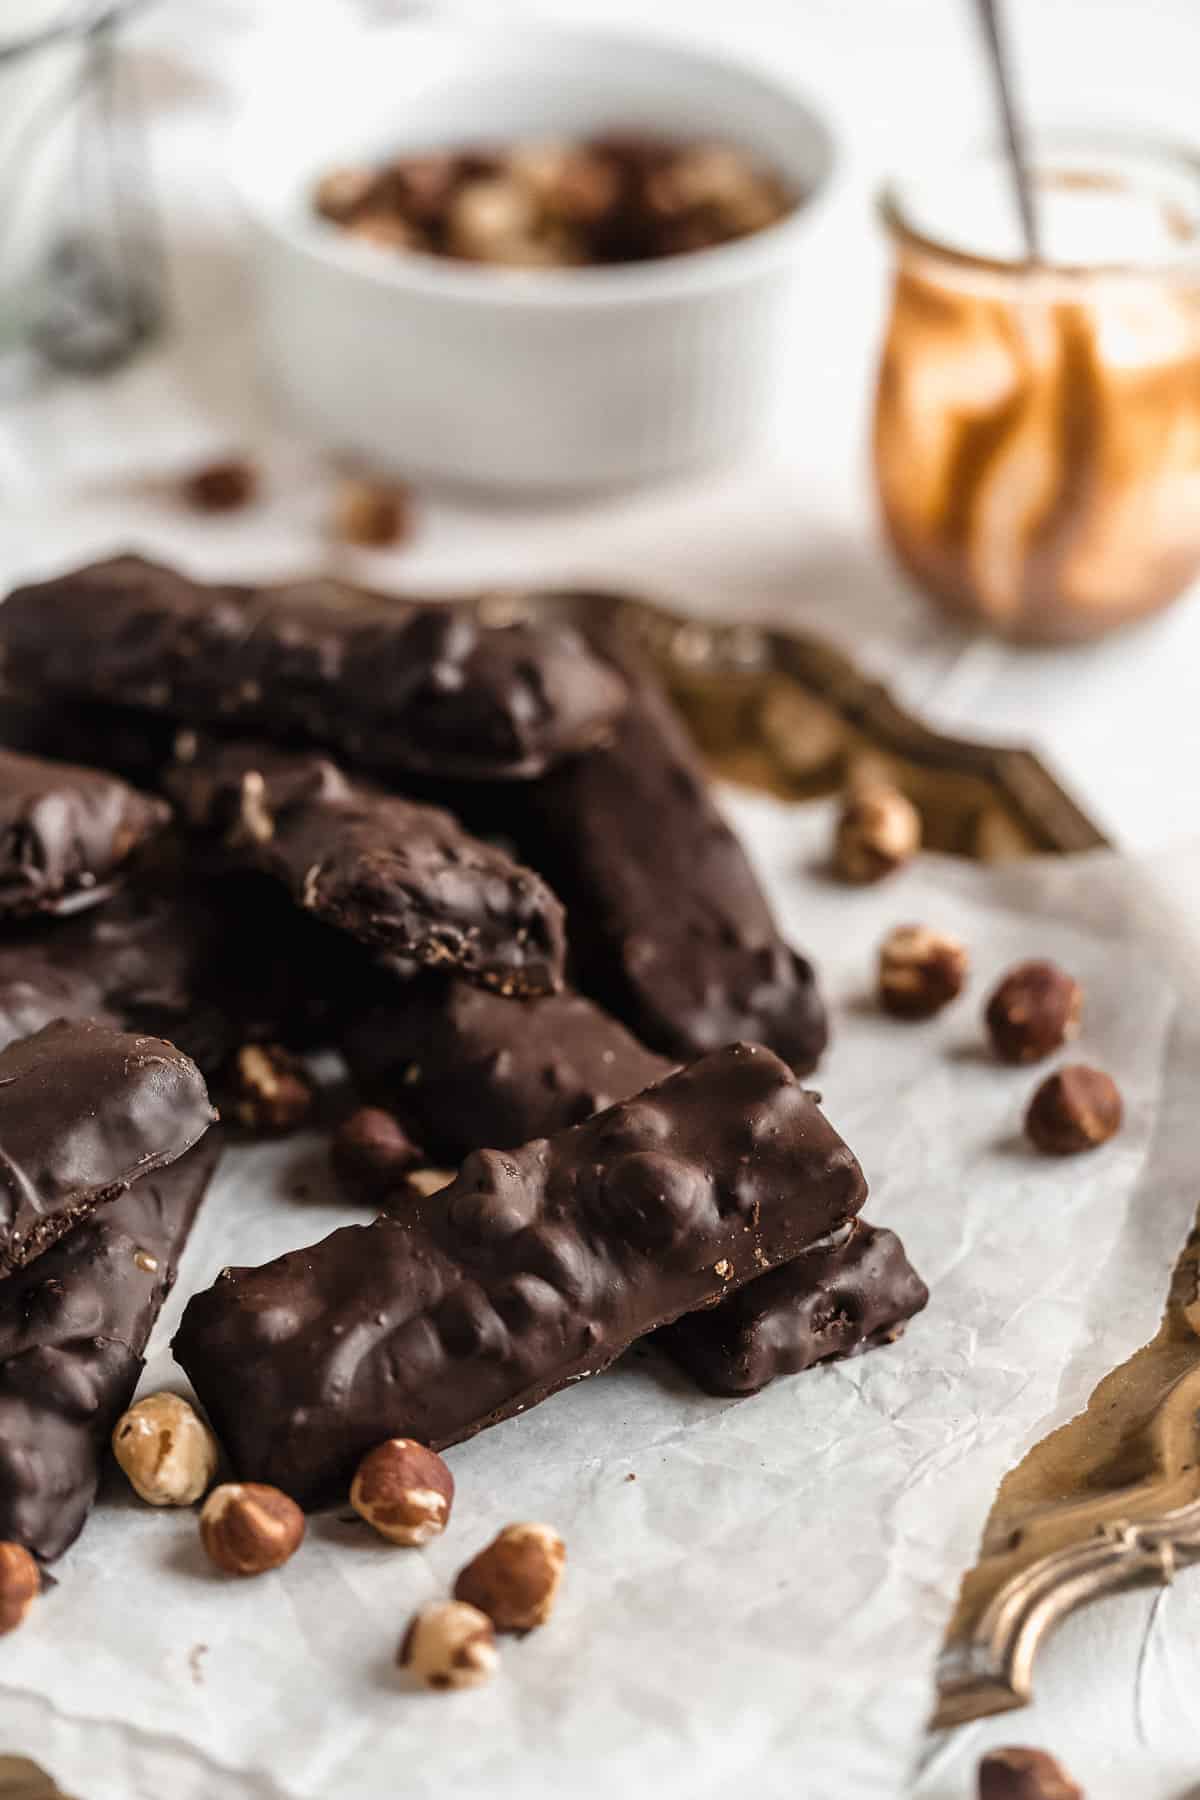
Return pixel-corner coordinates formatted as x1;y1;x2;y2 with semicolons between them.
233;20;834;494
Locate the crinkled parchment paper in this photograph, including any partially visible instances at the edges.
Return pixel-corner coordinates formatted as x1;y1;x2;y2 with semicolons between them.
1;796;1194;1800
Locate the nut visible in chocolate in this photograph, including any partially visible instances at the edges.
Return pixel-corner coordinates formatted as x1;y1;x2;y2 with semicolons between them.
112;1392;218;1507
398;1601;498;1691
199;1482;305;1575
986;961;1082;1064
833;783;921;884
232;1045;315;1135
878;924;968;1018
350;1439;454;1546
332;1108;423;1201
454;1522;565;1632
978;1745;1083;1800
0;1542;39;1634
182;458;257;513
1025;1066;1122;1156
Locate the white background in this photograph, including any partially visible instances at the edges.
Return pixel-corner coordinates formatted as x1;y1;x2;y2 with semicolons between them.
3;2;1200;1793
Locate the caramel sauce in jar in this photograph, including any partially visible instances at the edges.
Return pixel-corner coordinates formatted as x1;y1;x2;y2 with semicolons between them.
873;137;1200;643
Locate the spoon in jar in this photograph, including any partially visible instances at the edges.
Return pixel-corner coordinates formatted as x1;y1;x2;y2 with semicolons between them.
973;0;1041;262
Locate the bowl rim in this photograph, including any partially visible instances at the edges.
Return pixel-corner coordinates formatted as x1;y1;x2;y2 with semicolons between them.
230;16;837;310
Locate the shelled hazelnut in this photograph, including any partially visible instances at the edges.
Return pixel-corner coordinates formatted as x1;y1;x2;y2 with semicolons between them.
978;1745;1083;1799
199;1482;305;1576
878;924;968;1019
398;1601;498;1691
181;457;257;513
332;1107;423;1202
0;1543;39;1635
832;783;921;883
454;1522;565;1632
1025;1066;1123;1156
350;1439;454;1546
985;962;1082;1064
232;1044;315;1135
333;477;413;549
112;1392;218;1507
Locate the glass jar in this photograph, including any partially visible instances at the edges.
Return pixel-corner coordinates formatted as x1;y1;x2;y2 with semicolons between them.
872;134;1200;644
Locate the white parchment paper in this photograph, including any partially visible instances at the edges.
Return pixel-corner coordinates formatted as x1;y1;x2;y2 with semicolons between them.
1;796;1195;1800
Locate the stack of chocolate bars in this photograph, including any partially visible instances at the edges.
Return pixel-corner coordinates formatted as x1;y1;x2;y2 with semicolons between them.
0;556;927;1547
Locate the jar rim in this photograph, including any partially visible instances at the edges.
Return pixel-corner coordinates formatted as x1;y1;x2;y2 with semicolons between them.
879;126;1200;288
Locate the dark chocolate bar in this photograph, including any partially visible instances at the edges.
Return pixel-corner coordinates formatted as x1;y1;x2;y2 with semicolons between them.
0;1017;214;1274
510;654;828;1070
0;555;628;781
655;1220;928;1396
174;1044;866;1504
0;875;369;1075
0;1134;221;1559
166;740;566;997
0;747;169;919
341;975;672;1162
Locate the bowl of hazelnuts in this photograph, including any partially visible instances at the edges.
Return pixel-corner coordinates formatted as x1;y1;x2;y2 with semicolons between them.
231;17;833;493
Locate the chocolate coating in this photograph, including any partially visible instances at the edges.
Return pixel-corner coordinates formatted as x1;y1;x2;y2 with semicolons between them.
655;1219;929;1396
0;1135;220;1559
341;975;672;1162
174;1044;866;1504
510;652;828;1069
0;555;628;782
166;740;566;997
0;1018;214;1273
0;747;169;919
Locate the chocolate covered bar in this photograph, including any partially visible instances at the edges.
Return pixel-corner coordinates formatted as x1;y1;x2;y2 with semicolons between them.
0;1135;221;1559
175;1044;866;1503
0;747;169;919
0;555;628;781
655;1220;928;1396
0;1018;214;1273
510;654;828;1070
166;740;566;997
342;975;672;1162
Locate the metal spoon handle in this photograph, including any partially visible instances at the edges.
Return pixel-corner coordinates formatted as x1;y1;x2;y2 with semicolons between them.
974;0;1040;261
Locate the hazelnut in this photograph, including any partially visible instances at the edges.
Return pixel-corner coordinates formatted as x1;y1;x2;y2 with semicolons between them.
454;1521;565;1632
0;1543;39;1635
232;1044;314;1134
1025;1066;1123;1155
508;140;619;225
350;1438;454;1546
985;961;1082;1064
345;212;426;254
182;457;257;513
832;783;921;883
313;165;380;224
978;1746;1083;1800
446;177;575;267
112;1391;218;1507
878;924;968;1019
398;1600;498;1691
199;1482;305;1576
332;1107;423;1201
333;477;413;550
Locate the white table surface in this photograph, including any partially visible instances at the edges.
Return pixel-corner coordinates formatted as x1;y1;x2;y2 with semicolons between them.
3;2;1199;1794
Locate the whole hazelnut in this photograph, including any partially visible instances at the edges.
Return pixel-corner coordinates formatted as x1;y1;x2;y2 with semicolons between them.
0;1543;39;1635
978;1745;1083;1800
199;1482;305;1576
1025;1066;1123;1156
313;165;380;224
232;1044;314;1135
454;1521;565;1632
833;783;921;884
182;457;257;513
332;1107;423;1202
878;924;968;1019
333;478;413;550
398;1600;498;1691
986;961;1082;1064
112;1391;218;1507
350;1438;454;1546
